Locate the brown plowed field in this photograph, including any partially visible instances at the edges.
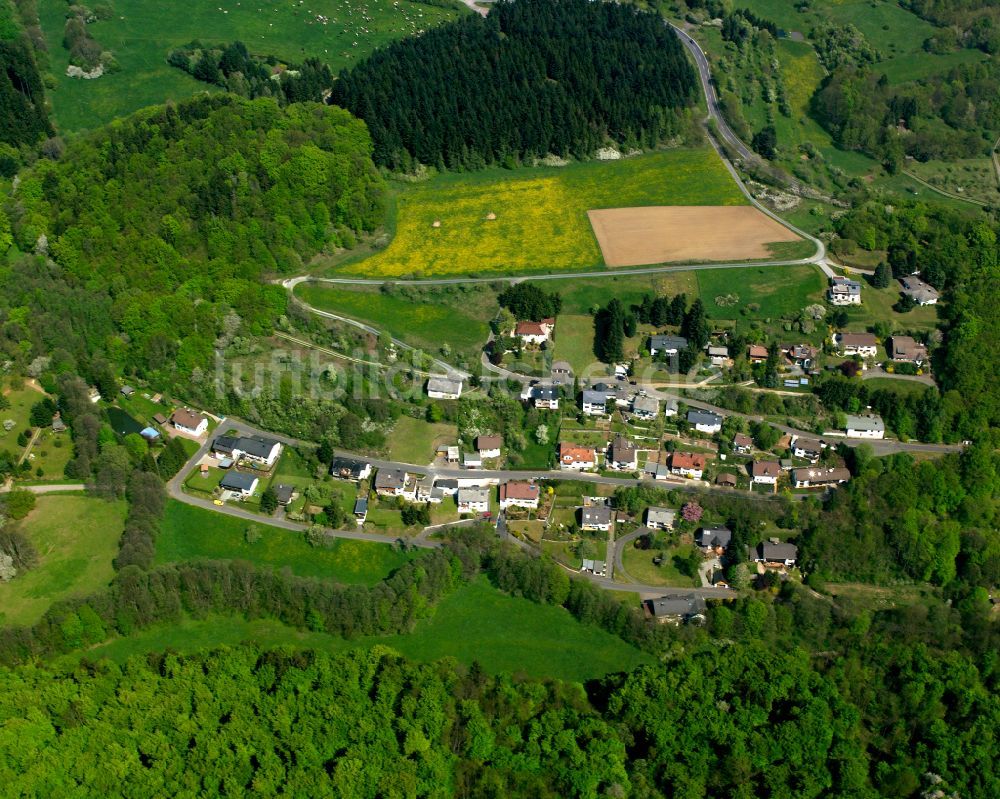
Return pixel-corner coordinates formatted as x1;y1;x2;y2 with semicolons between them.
587;205;802;266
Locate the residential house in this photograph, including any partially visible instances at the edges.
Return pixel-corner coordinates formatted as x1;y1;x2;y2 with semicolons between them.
836;332;878;358
715;472;737;488
353;497;368;524
780;458;794;471
272;484;294;506
828;276;862;305
671;451;707;480
649;334;688;357
646;594;707;624
522;384;559;409
687;409;722;434
211;434;282;467
220;471;259;497
414;475;436;504
751;460;782;485
171;408;208;436
475;435;502;459
580;505;612;531
646;507;676;530
499;481;540;510
463;452;482;469
51;414;68;434
845;414;885;439
374;468;412;499
792;437;824;461
445;446;460;464
631;395;659;420
435;479;459;496
899;275;939;305
755;540;798;568
608;437;638;471
792;466;851;488
427;376;463;400
559;443;596;471
887;335;928;365
643;461;670;481
784;344;818;369
663;398;679;417
696;526;732;550
732;433;753;455
457;486;490;514
581;389;609;416
515;318;555;345
747;344;769;363
707;345;729;366
330;457;372;482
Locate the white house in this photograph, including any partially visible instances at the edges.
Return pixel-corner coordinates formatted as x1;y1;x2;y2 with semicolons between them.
845;414;885;439
515;318;554;345
212;434;282;467
457;486;490;514
607;437;638;471
646;507;676;530
631;395;659;420
751;460;781;485
755;540;798;568
836;332;878;358
559;443;596;471
791;438;824;462
580;505;612;531
649;334;688;357
475;435;502;459
663;399;679;418
828;276;862;305
171;408;208;437
707;345;729;366
374;468;414;499
792;466;851;488
427;376;463;400
670;452;707;480
899;276;939;305
687;410;722;434
463;452;482;469
220;471;259;498
499;481;539;510
732;433;753;455
527;385;560;410
581;389;609;416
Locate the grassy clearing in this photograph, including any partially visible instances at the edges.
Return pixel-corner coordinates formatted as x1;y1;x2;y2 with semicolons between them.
26;429;73;479
0;388;42;456
388;416;456;465
696;264;826;320
335;147;747;278
552;314;598;374
620;543;699;589
78;577;652;682
905;158;1000;206
38;0;460;132
295;283;494;362
838;279;941;334
862;378;932;396
0;496;126;627
155;500;416;583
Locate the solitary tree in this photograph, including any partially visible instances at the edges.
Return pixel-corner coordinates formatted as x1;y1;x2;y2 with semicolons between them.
259;487;278;515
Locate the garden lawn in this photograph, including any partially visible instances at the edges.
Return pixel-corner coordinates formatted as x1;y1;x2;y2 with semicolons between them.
37;0;460;132
620;543;700;589
0;495;126;627
76;576;652;681
295;284;493;362
388;416;456;465
695;264;826;320
155;500;416;583
336;147;746;278
0;387;42;455
26;428;73;479
838;280;941;334
552;314;598;374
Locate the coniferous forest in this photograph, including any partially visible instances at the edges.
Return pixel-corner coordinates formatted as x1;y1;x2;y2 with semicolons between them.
330;0;698;170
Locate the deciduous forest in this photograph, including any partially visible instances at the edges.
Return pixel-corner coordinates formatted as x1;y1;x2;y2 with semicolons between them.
331;0;698;170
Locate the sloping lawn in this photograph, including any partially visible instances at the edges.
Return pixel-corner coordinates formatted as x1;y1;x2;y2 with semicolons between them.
388;416;456;465
0;495;126;627
155;500;416;584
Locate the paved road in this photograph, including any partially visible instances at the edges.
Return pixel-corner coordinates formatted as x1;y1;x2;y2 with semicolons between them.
611;526;649;583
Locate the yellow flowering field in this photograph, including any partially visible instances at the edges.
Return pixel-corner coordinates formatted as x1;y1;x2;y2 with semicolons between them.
339;146;746;278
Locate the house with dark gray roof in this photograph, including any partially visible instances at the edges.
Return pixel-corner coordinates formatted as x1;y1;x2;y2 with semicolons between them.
646;594;707;624
687;409;722;434
220;471;259;497
696;526;732;549
649;334;688;356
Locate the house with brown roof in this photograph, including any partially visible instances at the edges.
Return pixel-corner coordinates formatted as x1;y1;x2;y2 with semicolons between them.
500;481;540;510
887;335;928;365
515;318;554;345
747;344;769;363
475;435;502;459
715;472;737;488
792;466;851;488
670;452;707;479
607;436;638;471
751;460;782;485
171;408;208;436
732;433;753;455
835;332;878;358
792;438;825;462
559;443;596;471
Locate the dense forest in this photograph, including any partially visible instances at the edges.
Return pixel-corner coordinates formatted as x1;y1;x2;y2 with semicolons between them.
330;0;698;171
0;2;51;148
168;40;335;105
2;95;384;386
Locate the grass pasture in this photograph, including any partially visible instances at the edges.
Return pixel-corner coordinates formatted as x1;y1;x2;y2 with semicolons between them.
155;500;417;583
77;576;652;681
295;283;494;362
0;496;127;627
38;0;460;132
388;416;457;465
335;148;747;279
